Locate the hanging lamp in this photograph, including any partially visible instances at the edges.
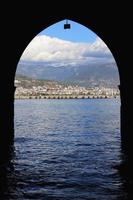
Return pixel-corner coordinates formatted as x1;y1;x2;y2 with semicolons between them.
64;19;71;29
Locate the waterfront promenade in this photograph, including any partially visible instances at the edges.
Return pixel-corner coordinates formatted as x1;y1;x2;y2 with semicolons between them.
15;94;118;100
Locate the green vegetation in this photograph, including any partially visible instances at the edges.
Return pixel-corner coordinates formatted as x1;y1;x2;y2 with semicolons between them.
15;74;64;88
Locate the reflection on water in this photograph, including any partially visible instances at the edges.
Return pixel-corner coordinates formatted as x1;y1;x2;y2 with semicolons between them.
0;99;133;199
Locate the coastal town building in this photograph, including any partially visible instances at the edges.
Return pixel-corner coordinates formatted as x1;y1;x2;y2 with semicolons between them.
15;78;120;99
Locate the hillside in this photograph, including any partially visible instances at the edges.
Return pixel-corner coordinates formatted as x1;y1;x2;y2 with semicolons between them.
15;74;64;88
16;61;120;88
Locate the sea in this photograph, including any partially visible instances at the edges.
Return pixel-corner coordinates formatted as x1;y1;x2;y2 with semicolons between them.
0;98;133;199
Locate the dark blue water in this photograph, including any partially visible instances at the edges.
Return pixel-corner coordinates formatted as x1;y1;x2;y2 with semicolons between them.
1;98;132;199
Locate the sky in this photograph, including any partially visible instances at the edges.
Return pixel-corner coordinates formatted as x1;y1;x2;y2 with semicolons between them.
38;20;97;43
19;20;116;67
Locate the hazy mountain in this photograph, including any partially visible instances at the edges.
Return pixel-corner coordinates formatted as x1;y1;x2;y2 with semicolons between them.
16;61;119;88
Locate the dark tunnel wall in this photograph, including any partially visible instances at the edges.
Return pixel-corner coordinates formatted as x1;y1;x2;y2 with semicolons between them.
0;3;132;164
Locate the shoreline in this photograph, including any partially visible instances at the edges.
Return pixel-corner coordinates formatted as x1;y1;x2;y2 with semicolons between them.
15;95;119;100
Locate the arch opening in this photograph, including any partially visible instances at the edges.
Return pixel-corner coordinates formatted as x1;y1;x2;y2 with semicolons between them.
15;19;120;101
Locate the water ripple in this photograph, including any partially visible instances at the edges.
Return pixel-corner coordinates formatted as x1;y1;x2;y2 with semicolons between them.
1;99;131;200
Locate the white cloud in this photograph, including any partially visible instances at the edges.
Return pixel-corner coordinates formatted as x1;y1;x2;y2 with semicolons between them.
20;35;115;67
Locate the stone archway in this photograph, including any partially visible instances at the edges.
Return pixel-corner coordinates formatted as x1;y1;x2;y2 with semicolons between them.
0;13;132;165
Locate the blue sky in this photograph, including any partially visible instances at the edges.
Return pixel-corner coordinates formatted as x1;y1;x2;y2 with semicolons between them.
20;20;115;67
38;20;97;43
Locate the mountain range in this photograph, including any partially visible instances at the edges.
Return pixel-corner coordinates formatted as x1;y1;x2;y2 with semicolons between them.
16;61;120;88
